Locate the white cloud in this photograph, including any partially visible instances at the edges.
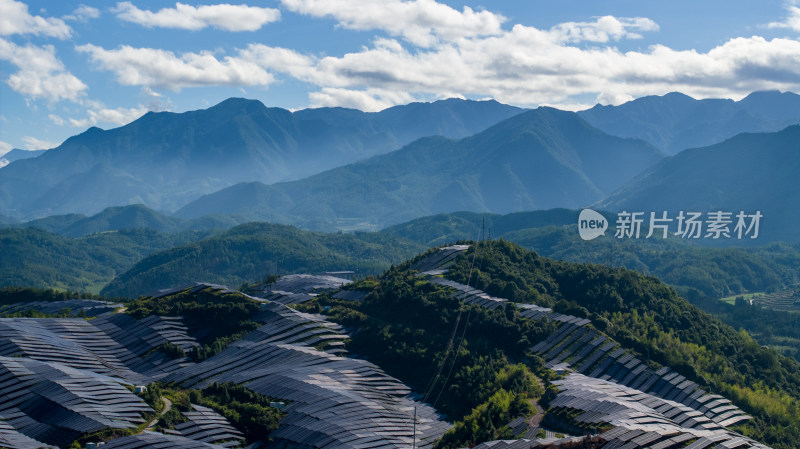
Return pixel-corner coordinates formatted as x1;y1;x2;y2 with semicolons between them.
69;105;148;128
595;92;634;106
80;17;800;112
250;22;800;111
140;87;172;111
63;4;100;22
280;0;505;47
142;87;162;98
22;136;59;150
308;87;416;111
0;37;87;102
767;2;800;32
0;140;12;166
48;113;65;125
61;0;800;113
238;44;317;79
549;16;659;43
0;0;71;38
0;140;12;156
77;44;274;90
113;1;280;31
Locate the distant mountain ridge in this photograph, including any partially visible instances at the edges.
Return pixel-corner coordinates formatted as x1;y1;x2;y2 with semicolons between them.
100;222;425;298
579;90;800;154
7;204;242;237
176;107;663;229
0;226;214;293
0;98;523;220
6;90;799;230
598;124;800;243
0;148;46;168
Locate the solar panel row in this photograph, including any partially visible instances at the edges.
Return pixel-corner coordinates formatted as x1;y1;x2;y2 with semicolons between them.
0;356;152;447
0;300;123;318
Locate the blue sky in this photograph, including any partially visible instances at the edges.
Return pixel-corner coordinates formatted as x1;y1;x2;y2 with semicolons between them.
1;0;799;155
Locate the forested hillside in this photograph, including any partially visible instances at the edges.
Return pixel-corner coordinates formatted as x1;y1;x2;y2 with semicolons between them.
383;212;800;302
0;227;214;293
444;241;800;447
295;241;800;448
101;223;425;298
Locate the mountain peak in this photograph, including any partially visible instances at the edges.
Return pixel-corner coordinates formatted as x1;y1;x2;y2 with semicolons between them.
738;90;800;116
210;97;268;111
741;90;788;101
662;91;695;100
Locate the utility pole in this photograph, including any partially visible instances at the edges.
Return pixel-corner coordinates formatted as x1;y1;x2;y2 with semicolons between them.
412;406;417;449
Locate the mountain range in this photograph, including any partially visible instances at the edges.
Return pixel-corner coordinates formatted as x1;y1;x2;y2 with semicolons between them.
598;125;800;243
579;90;800;154
3;91;799;242
0;148;46;168
9;203;241;238
176;107;663;228
0;98;522;219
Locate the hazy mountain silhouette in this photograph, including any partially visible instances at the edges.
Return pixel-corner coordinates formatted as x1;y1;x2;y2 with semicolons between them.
177;108;663;230
598;125;800;243
0;98;522;219
579;91;800;154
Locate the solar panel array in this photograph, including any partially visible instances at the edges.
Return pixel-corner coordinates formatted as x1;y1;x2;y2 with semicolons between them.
527;320;751;428
256;274;352;305
91;314;199;379
0;313;198;383
411;245;470;274
165;297;451;448
0;317;146;382
171;404;245;447
0;355;152;448
0;416;54;449
0;299;123;317
0;247;774;449
411;246;763;449
0;307;204;447
549;374;770;449
101;431;228;448
0;283;453;448
470;436;588;449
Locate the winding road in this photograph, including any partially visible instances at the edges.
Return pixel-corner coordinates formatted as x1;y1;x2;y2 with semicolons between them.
145;397;172;430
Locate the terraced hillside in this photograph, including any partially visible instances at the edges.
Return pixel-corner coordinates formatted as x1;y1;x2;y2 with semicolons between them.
408;246;764;448
753;287;800;312
0;283;450;448
0;243;796;448
298;243;799;449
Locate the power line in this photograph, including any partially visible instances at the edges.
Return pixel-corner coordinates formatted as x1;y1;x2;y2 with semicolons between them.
432;234;488;408
422;232;482;403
